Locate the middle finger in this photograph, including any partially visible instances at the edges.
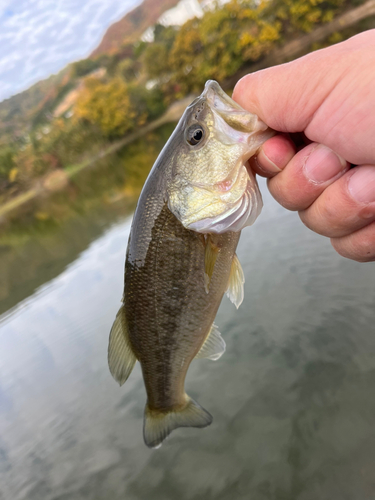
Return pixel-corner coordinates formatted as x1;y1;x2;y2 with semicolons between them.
299;165;375;238
267;142;349;211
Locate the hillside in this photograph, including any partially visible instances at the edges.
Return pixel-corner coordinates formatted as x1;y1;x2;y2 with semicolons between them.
0;0;178;142
0;0;374;216
90;0;179;57
0;68;70;141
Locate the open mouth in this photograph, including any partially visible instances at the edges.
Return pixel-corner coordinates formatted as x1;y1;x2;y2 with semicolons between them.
168;81;271;234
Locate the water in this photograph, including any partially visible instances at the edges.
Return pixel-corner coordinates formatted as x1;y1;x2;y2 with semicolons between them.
1;143;375;499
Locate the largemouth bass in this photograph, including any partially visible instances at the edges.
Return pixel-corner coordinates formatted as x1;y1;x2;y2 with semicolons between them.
108;81;273;448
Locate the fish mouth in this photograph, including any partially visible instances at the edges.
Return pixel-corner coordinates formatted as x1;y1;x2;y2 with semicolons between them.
183;81;269;234
167;81;272;234
203;80;268;135
186;165;263;234
203;81;244;113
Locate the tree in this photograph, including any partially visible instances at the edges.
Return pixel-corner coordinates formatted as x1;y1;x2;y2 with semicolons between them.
128;85;166;123
143;42;170;79
270;0;346;33
142;25;177;80
75;77;136;137
168;1;281;91
116;58;140;82
71;58;100;78
0;146;16;185
169;19;205;95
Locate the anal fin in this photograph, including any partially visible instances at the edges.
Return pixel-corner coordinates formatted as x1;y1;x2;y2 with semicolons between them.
195;323;226;361
226;253;245;309
108;307;136;386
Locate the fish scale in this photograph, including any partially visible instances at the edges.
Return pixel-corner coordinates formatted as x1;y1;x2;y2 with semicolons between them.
107;80;273;448
126;202;239;409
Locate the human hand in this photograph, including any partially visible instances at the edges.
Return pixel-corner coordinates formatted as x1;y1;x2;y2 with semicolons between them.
232;30;375;262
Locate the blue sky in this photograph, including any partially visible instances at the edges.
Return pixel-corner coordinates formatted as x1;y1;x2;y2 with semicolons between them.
0;0;140;102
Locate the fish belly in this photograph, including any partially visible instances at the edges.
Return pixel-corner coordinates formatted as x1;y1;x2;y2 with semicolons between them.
124;202;239;411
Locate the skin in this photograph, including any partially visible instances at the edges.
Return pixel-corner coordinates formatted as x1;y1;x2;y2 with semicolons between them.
122;88;247;447
125;199;239;412
110;81;272;447
232;29;375;262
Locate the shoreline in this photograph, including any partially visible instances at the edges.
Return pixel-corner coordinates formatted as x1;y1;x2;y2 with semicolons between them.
0;96;192;221
2;0;375;221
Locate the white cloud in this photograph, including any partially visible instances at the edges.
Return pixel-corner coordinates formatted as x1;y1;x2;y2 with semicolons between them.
0;0;141;102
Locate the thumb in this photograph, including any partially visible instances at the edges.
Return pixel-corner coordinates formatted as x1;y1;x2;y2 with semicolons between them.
232;47;346;134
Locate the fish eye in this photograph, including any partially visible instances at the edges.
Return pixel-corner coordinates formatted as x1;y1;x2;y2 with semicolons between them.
186;125;205;146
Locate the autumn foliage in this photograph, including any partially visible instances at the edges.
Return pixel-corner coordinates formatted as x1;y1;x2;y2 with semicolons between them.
75;77;136;137
0;0;369;196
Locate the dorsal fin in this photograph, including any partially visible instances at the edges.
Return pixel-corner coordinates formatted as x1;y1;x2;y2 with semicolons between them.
195;323;226;361
226;253;245;309
108;307;137;386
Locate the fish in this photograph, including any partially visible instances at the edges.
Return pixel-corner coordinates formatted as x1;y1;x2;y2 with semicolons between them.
108;80;273;448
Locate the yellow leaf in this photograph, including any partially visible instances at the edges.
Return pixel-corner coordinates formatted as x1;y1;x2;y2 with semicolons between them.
35;212;49;221
8;168;18;182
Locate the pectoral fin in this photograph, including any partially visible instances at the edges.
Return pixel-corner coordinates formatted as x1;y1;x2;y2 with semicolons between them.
226;253;245;309
195;323;226;361
204;235;219;293
108;307;136;386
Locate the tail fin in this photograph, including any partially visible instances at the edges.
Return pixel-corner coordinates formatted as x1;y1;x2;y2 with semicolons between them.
143;396;213;449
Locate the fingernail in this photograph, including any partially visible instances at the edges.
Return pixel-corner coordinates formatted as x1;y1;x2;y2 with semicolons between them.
304;145;347;183
257;148;282;173
348;166;375;204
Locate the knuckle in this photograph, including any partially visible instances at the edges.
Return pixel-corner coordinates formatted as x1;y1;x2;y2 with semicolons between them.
267;179;301;211
299;203;337;237
299;190;364;238
330;225;375;262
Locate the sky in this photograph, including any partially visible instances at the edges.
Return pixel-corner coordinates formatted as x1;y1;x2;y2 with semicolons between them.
0;0;141;103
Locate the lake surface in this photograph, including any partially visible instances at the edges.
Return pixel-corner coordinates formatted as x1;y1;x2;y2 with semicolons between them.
1;133;375;500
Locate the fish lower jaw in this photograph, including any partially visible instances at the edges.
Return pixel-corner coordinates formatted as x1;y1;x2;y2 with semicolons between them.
186;180;263;234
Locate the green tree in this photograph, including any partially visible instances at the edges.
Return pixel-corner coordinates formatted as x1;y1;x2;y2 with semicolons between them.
143;42;170;79
169;19;205;95
153;24;176;48
128;85;167;124
0;146;16;184
71;58;100;78
116;58;140;81
143;25;177;79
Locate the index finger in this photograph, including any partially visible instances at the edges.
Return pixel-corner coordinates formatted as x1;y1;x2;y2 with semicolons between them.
250;135;296;178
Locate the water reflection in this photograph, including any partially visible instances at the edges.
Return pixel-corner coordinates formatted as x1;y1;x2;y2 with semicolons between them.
1;173;375;499
0;123;175;316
